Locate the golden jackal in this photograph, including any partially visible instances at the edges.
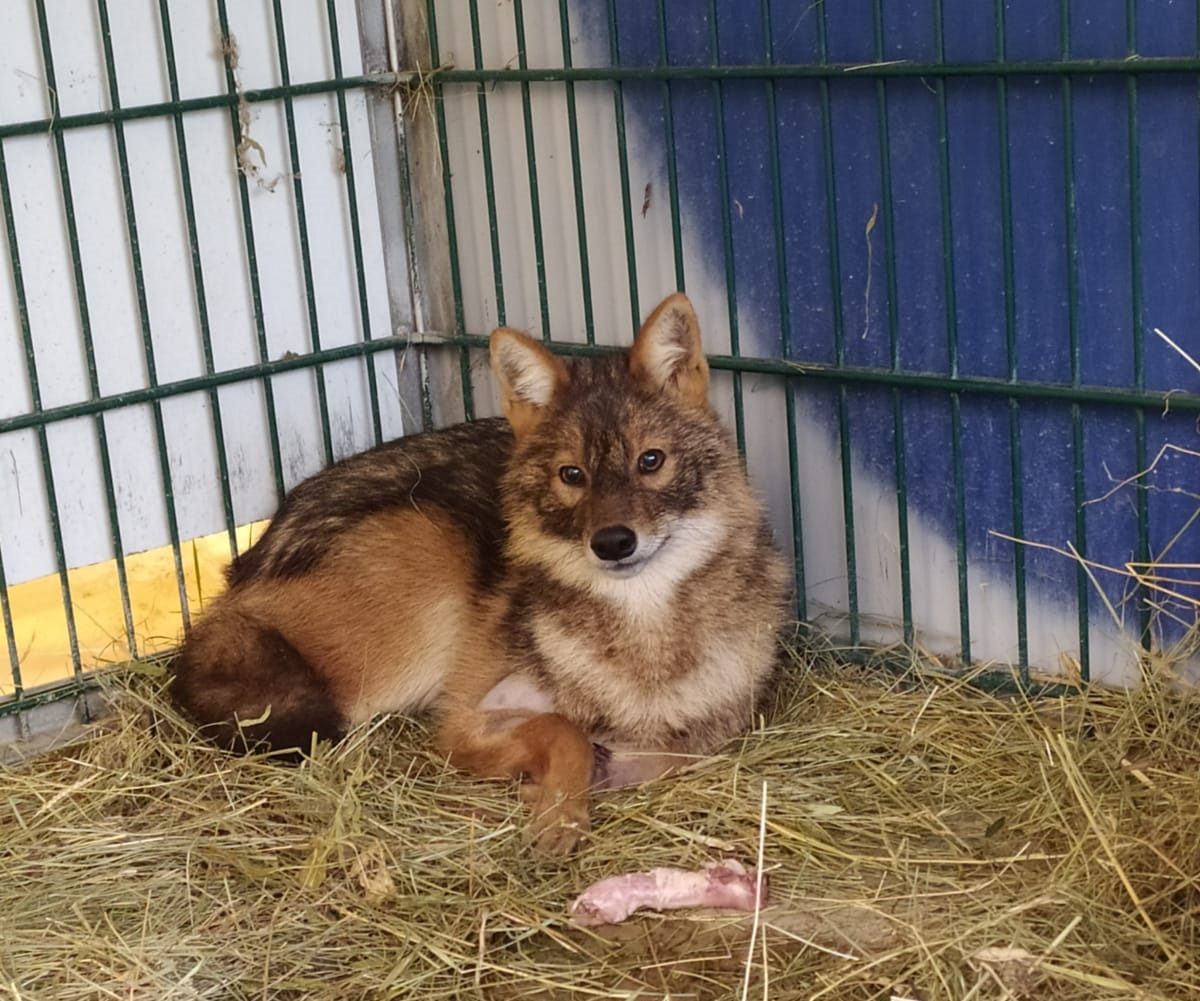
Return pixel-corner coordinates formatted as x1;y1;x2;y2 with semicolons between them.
171;293;790;852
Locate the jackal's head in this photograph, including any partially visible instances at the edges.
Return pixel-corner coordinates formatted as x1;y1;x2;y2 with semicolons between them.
491;293;750;599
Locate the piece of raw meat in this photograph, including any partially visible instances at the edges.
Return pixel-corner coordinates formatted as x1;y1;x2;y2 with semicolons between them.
569;859;765;927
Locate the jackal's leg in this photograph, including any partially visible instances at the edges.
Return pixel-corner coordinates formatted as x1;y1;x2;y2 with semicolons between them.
436;710;595;855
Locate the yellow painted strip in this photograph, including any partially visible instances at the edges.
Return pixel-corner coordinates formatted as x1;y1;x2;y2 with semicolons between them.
4;522;268;694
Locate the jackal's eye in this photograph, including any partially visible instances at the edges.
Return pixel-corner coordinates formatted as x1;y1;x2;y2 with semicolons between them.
637;449;666;474
559;464;586;486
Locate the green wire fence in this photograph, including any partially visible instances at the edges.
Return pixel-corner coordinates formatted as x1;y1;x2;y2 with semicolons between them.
3;0;1200;740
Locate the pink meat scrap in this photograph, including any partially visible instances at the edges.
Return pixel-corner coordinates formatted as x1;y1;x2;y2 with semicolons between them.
569;859;766;927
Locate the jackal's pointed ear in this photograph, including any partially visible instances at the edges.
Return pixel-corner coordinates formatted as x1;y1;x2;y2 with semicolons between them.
490;328;570;437
628;293;710;409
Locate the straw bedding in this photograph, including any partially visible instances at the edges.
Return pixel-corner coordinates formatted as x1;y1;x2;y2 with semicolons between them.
1;644;1197;1000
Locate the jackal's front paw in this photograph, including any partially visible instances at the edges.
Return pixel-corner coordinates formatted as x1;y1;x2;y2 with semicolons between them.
524;786;590;855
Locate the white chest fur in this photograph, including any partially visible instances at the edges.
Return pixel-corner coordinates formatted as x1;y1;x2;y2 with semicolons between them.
530;615;761;746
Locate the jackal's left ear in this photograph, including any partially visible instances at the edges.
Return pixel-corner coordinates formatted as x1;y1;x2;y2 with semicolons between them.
629;293;710;409
490;328;570;437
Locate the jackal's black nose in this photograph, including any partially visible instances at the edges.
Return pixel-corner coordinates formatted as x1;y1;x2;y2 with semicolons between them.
591;525;638;562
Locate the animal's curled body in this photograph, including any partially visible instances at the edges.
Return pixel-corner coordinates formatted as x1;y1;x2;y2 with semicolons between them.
170;293;791;852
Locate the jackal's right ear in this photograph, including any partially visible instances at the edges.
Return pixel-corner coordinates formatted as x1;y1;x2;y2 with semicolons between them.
490;328;570;437
629;292;710;409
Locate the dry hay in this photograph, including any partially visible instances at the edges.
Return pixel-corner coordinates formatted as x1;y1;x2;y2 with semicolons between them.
1;646;1198;1001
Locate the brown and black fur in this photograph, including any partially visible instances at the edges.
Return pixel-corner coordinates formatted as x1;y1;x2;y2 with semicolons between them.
171;293;791;852
170;420;514;751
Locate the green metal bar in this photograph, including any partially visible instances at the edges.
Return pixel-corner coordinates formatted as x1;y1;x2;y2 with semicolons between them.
0;678;99;719
1060;0;1090;681
707;3;746;450
761;0;807;621
271;0;335;467
0;336;420;436
380;57;1200;86
0;158;35;701
215;0;286;502
0;547;21;699
325;0;384;446
511;0;551;337
421;0;474;422
557;0;596;344
1007;392;1030;677
583;357;1155;411
605;0;642;331
887;312;914;648
467;0;507;325
949;394;971;664
872;0;914;648
1070;426;1090;675
1126;2;1151;649
934;0;972;666
552;323;1200;407
96;0;190;630
158;0;239;559
0;76;394;140
28;0;117;678
1;55;1197;144
7;336;1199;440
835;415;859;647
384;11;431;364
995;0;1030;677
655;0;687;291
817;3;860;645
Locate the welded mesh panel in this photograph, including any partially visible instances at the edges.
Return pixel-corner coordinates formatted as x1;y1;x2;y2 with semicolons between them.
0;0;413;717
5;0;1200;726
